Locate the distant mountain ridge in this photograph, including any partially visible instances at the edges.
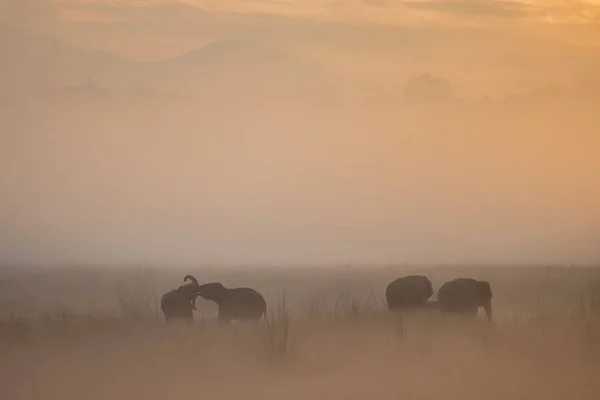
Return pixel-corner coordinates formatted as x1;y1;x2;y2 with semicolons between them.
0;25;143;92
0;27;331;98
167;40;288;65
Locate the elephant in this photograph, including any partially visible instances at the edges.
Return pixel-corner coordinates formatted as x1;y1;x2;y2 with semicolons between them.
160;275;201;323
386;275;434;310
196;282;266;324
436;278;492;322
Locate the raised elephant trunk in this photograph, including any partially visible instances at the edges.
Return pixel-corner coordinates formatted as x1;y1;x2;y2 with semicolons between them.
184;275;199;286
183;275;200;311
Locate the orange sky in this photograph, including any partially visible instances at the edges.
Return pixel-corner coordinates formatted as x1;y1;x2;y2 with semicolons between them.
0;0;595;97
1;1;599;266
4;0;600;60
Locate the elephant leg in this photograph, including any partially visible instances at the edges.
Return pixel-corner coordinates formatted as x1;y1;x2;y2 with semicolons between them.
217;306;232;325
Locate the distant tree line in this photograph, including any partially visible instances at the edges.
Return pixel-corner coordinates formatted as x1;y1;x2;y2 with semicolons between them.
0;75;598;110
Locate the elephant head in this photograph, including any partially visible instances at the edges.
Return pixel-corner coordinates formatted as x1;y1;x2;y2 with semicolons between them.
196;282;266;324
197;282;227;302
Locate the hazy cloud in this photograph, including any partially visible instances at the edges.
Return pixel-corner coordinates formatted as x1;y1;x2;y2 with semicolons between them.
4;0;600;95
1;3;599;267
42;1;600;47
0;0;58;26
401;1;536;18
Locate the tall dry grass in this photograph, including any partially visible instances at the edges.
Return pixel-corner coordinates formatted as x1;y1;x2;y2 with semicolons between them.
1;269;600;400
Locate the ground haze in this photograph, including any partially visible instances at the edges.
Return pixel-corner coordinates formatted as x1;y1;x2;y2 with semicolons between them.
1;266;600;400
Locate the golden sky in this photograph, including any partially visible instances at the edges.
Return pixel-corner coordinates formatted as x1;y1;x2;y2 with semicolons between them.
0;0;586;97
4;0;599;60
2;1;600;266
50;0;600;27
49;0;600;24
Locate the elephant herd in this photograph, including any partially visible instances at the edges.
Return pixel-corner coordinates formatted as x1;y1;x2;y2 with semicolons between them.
161;274;492;324
160;275;266;324
386;275;493;322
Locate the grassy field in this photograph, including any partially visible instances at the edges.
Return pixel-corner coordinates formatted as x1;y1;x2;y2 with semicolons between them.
1;265;600;400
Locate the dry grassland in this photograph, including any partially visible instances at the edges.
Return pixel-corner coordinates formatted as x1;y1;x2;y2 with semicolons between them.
1;266;600;400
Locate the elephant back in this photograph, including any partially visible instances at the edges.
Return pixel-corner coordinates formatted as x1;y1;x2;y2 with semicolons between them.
437;278;481;312
386;275;433;309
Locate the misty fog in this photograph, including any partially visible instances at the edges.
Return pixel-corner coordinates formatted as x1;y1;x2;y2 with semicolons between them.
1;2;600;267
